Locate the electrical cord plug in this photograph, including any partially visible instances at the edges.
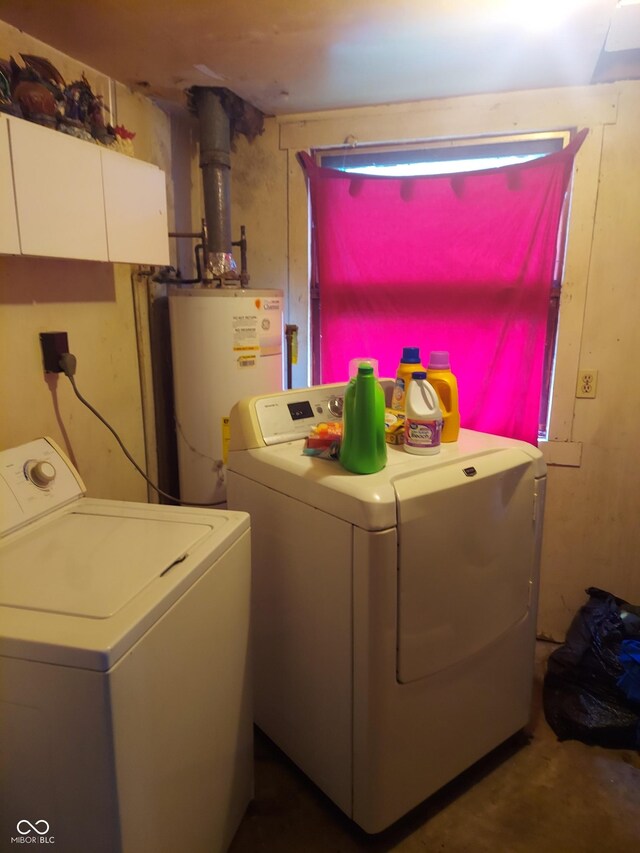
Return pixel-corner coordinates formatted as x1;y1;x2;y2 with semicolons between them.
59;352;77;377
59;351;219;507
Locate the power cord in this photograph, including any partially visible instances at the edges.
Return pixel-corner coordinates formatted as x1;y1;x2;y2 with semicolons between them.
58;352;222;508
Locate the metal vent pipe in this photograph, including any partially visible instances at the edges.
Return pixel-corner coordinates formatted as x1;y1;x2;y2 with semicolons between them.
192;87;236;280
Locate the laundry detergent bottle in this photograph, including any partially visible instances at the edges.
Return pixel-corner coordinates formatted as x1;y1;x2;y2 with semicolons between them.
404;372;443;455
391;347;426;412
427;351;460;442
340;362;387;474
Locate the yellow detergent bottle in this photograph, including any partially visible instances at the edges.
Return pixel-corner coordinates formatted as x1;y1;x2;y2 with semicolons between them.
426;351;460;442
391;347;426;412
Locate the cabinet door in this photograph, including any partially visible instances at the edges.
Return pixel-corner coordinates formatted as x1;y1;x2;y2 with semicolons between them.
8;117;108;261
0;115;20;254
101;148;169;265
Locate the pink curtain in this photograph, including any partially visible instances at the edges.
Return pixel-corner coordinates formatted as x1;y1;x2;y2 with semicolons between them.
299;129;587;445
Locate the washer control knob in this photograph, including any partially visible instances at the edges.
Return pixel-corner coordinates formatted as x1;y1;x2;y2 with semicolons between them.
25;460;56;488
327;396;344;418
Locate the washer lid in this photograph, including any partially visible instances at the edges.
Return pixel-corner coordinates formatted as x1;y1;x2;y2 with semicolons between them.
0;499;250;671
0;511;211;617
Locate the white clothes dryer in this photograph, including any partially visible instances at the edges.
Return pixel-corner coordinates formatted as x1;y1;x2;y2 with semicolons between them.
227;382;546;834
0;438;253;853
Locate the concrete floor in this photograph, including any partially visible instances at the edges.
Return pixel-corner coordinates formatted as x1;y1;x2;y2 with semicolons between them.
229;642;640;853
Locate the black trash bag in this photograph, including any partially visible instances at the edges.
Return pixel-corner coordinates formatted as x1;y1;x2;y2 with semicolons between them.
543;587;640;749
618;639;640;704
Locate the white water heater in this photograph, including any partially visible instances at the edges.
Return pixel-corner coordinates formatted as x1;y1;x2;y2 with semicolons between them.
169;287;283;504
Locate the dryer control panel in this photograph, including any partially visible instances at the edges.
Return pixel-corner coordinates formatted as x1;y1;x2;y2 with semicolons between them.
229;384;348;449
229;380;395;449
0;438;85;536
255;386;347;445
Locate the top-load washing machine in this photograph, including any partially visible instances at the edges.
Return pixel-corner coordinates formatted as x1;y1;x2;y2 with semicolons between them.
0;438;253;853
227;382;546;834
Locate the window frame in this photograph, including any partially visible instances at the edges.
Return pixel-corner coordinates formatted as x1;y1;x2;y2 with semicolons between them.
279;89;612;466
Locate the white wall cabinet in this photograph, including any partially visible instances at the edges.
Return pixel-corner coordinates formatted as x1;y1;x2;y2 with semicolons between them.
10;116;109;261
101;147;169;265
4;116;169;265
0;115;21;255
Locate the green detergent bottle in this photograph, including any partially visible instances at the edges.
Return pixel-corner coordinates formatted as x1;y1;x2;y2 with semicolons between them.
340;362;387;475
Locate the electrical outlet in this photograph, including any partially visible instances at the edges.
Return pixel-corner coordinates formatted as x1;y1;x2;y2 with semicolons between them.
40;331;69;373
576;369;598;399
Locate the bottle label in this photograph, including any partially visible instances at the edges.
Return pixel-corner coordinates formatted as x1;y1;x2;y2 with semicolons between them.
405;418;442;449
391;378;406;411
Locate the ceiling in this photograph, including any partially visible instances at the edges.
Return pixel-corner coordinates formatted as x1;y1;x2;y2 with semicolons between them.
1;0;639;116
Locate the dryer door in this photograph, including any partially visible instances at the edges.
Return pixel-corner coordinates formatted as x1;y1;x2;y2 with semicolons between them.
394;448;540;684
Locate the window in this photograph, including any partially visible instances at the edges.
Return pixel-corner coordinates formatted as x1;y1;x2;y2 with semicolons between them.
313;132;572;439
320;133;567;175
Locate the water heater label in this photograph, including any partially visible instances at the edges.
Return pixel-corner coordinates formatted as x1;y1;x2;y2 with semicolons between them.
221;416;231;463
237;354;256;369
233;314;259;351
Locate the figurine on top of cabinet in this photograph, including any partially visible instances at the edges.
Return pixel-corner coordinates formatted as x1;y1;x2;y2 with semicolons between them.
0;53;134;153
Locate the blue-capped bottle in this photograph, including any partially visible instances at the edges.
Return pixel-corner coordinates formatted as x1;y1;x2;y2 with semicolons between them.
391;347;426;412
340;362;387;475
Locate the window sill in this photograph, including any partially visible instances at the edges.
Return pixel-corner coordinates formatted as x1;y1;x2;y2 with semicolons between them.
538;440;582;467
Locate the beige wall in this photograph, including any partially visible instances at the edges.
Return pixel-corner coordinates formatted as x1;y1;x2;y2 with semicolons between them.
2;19;638;640
229;82;640;640
539;84;640;637
229;121;289;295
0;22;176;501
